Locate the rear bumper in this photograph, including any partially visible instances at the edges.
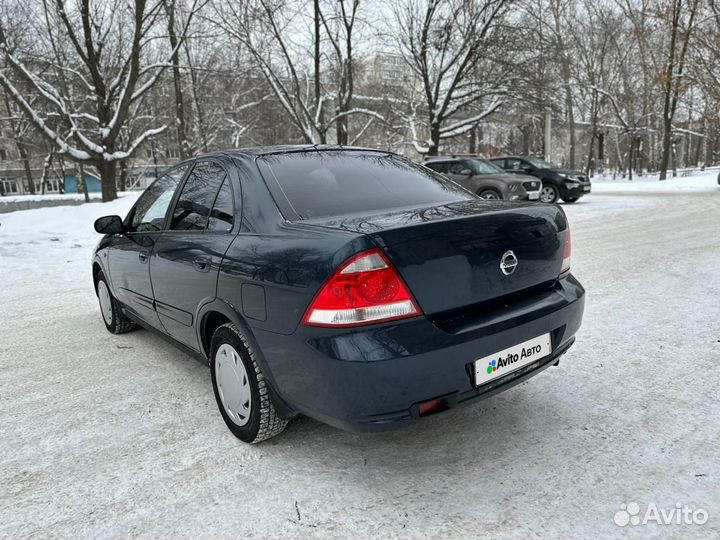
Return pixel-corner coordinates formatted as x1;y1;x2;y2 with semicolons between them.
254;275;585;433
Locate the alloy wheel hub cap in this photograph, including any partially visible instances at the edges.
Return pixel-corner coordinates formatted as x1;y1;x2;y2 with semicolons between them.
540;187;555;202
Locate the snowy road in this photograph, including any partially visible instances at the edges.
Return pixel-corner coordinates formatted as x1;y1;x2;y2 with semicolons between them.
1;187;719;539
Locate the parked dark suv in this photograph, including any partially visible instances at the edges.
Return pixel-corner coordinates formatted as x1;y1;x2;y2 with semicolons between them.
488;156;591;203
92;146;584;444
424;157;541;201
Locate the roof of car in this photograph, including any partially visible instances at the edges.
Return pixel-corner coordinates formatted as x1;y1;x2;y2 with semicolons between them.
218;144;391;158
424;157;465;163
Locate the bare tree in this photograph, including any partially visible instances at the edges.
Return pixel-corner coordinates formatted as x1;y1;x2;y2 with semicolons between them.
657;0;699;179
2;89;36;193
392;0;509;155
0;0;203;201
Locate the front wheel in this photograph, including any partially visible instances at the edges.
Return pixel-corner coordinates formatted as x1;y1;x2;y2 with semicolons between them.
539;184;560;203
210;323;288;443
97;272;136;334
478;189;501;200
562;197;579;203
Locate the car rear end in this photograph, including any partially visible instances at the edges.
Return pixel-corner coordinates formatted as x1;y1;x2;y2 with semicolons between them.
253;150;585;432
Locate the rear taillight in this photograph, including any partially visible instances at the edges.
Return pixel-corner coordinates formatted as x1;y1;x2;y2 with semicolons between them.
303;249;421;327
561;228;571;274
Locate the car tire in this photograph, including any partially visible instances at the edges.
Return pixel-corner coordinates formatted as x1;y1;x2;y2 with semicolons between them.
539;184;560;203
210;322;288;443
562;197;579;203
96;271;136;334
478;189;502;200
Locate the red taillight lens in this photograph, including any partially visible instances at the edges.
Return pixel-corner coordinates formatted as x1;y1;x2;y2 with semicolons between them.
561;228;571;274
303;249;421;327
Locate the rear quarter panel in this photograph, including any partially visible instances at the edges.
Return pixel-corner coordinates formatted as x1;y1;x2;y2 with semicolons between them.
217;225;370;335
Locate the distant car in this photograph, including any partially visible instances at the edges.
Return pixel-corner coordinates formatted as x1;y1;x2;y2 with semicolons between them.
424;157;540;201
488;156;592;204
92;145;584;443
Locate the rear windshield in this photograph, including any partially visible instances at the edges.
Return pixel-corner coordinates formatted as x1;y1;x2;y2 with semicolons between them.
258;151;474;219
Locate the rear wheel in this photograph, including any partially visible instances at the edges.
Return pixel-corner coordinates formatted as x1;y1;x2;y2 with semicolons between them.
562;197;579;203
210;323;288;443
539;184;559;203
478;189;501;200
97;272;136;334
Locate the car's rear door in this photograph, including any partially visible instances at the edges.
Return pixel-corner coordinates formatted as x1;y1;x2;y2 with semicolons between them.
106;164;189;329
150;159;238;351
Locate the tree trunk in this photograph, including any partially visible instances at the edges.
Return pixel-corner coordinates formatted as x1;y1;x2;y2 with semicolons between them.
428;121;441;156
40;153;53;195
58;157;66;193
78;163;90;203
98;161;117;202
671;139;677;177
18;144;35;195
658;0;698;179
468;126;477;154
335;115;348;145
313;0;325;143
166;0;188;159
185;44;208;152
3;91;35;194
119;160;128;192
585;92;599;175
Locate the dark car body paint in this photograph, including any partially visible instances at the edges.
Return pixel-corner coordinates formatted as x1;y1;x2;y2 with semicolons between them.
93;145;585;432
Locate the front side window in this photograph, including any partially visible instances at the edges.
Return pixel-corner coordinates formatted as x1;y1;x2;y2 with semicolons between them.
506;159;525;170
129;165;189;232
170;161;227;231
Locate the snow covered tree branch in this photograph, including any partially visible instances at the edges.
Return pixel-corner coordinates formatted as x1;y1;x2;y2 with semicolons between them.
0;0;205;201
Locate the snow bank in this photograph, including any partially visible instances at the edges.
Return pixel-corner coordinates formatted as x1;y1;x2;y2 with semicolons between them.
0;193;103;203
0;193;140;295
591;168;720;193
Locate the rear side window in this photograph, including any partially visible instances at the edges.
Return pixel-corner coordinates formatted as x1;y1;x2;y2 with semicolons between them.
425;162;447;173
259;152;473;219
207;179;234;232
171;162;227;230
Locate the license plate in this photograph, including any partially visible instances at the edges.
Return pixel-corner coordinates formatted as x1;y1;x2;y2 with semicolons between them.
474;334;552;386
583;186;591;192
528;192;540;200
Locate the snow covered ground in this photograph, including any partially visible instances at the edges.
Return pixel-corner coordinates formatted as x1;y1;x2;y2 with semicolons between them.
0;193;104;203
591;168;720;193
1;185;718;539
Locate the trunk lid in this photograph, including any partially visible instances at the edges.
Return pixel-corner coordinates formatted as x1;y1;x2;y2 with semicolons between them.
305;200;568;316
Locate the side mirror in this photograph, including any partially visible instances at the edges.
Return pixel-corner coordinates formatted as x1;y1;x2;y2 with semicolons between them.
460;168;473;175
94;215;125;235
522;166;533;173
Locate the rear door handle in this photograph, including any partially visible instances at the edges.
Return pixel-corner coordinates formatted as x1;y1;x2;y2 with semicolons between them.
138;251;149;263
193;257;211;272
